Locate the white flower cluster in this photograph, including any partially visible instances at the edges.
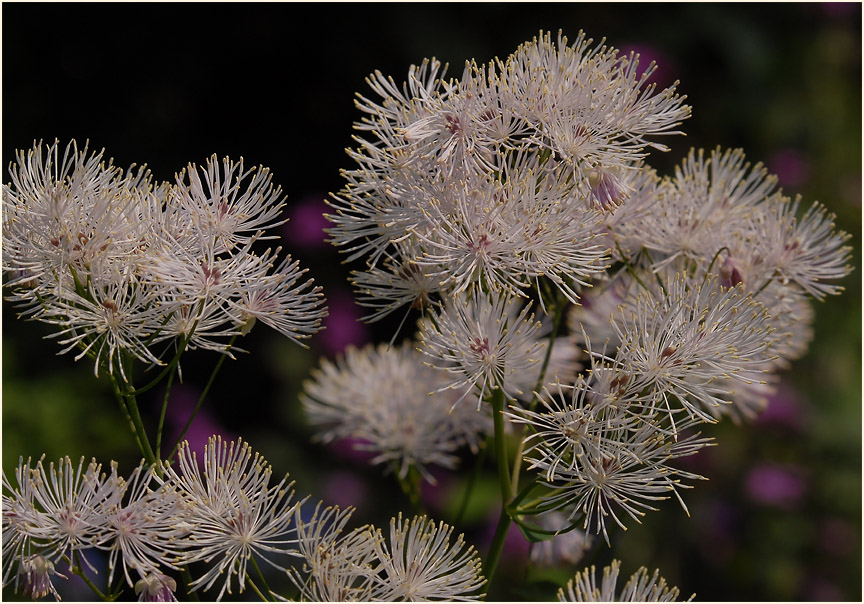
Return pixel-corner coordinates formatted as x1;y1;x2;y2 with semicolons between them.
302;318;582;483
318;28;853;545
2;140;327;379
1;437;486;602
328;30;689;315
291;506;485;601
301;341;493;482
558;559;693;602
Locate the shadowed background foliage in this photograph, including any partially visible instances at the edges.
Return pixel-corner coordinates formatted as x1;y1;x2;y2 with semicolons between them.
3;3;861;601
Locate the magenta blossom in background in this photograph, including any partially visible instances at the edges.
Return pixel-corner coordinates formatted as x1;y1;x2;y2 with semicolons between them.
806;579;845;602
744;463;807;510
284;195;330;250
818;2;859;18
319;291;369;354
818;517;857;558
700;500;738;568
756;382;807;432
478;512;531;563
166;385;236;461
328;436;379;466
322;469;369;509
767;149;812;188
618;43;677;89
420;468;454;510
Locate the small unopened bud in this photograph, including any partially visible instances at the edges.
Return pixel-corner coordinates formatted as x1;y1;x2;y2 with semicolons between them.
588;166;628;211
720;255;744;289
135;573;178;602
239;315;257;335
20;555;64;601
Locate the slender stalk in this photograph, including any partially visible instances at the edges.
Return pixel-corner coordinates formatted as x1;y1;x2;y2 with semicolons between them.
109;373;156;466
155;366;177;463
67;552;114;601
166;334;238;463
484;507;513;590
396;466;423;514
123;391;157;467
484;388;513;587
129;337;189;396
641;248;667;295
130;299;206;397
615;241;653;294
454;439;489;526
181;567;200;601
109;377;147;460
510;291;566;490
249;556;273;601
491;389;511;498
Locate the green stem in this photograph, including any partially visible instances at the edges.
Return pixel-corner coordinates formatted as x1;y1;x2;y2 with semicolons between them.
109;374;156;466
491;389;511;498
249;555;273;601
181;567;200;601
396;466;423;514
510;291;567;490
67;552;114;601
155;366;177;464
129;338;189;396
484;507;512;590
454;440;489;526
247;579;269;602
484;388;513;588
131;300;207;397
641;248;667;295
615;241;652;294
124;390;157;467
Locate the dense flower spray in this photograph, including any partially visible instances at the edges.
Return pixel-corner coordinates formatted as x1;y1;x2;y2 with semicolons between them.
2;27;853;602
317;26;852;595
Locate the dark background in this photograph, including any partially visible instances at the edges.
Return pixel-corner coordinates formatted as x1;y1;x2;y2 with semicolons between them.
3;3;861;601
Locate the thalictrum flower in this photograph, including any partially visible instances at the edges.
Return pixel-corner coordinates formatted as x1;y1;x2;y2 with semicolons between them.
159;437;300;601
559;559;693;602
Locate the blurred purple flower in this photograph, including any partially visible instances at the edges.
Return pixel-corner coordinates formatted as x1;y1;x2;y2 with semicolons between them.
756;382;806;432
420;468;453;510
767;149;812;188
318;291;369;354
617;43;677;88
744;464;806;509
322;469;369;509
166;385;235;460
806;579;845;601
478;512;530;563
818;2;859;18
328;436;379;466
284;195;330;250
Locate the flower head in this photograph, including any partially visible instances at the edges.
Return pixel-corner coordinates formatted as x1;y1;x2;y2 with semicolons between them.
159;437;299;600
370;514;486;601
418;291;545;403
302;342;490;482
559;559;693;602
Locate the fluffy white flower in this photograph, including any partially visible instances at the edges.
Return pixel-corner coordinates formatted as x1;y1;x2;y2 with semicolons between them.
418;291;545;403
95;461;191;589
160;437;299;601
369;514;486;601
559;559;693;602
302;342;490;482
327;29;687;313
607;273;776;424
